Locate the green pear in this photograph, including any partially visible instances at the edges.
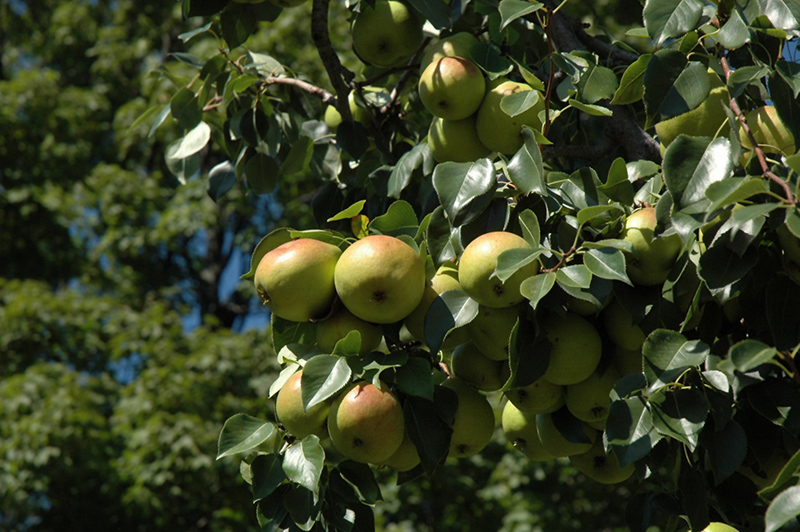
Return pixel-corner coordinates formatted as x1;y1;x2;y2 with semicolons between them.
404;262;469;349
465;304;519;361
655;69;730;148
450;342;510;391
602;298;646;351
621;207;683;286
565;364;621;423
536;411;597;457
254;238;342;322
351;0;423;68
316;306;383;355
441;377;496;458
458;231;538;308
428;115;492;163
322;87;388;130
419;32;481;72
569;437;635;484
327;382;405;464
475;78;545;155
701;523;740;532
610;344;643;376
504;378;565;415
275;370;331;439
378;431;420;471
501;400;556;461
419;56;485;121
740;105;795;160
334;235;426;324
541;313;603;386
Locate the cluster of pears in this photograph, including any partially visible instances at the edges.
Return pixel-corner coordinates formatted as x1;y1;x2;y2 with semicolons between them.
418;33;546;162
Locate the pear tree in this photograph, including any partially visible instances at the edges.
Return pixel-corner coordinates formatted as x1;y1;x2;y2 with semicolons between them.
145;0;800;530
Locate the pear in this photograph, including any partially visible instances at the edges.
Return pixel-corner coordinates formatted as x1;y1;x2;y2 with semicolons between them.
419;56;485;121
475;78;545;155
441;378;496;458
504;378;565;415
275;370;331;439
541;313;602;386
351;0;423;68
334;235;426;324
465;305;519;361
450;342;510;392
621;207;682;287
569;437;635;484
428;115;492;163
255;238;342;322
565;364;621;423
501;400;556;461
327;382;405;464
316;306;383;355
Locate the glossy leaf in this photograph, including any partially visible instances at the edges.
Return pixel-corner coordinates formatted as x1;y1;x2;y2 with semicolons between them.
498;0;543;31
520;271;556;309
642;0;704;47
583;247;632;285
251;454;287;502
765;486;800;532
217;414;277;459
301;355;351;411
644;51;709;122
606;396;663;467
494;247;543;283
611;54;651;105
643;329;709;393
424;290;479;354
507;128;545;195
663;136;733;213
283;436;325;497
369;200;419;238
649;387;708;450
433;159;496;227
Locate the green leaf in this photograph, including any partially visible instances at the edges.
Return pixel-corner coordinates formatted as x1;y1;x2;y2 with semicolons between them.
246;152;280;195
611;54;650;105
577;204;625;227
703;419;747;484
331;330;363;357
301;355;351;411
327;200;366;222
727;65;770;99
663;136;733;213
389;142;431;198
241;228;293;281
705;177;768;214
765;276;800;351
697;244;758;289
170;87;202;130
762;0;800;30
506;128;545;195
606;396;663;467
642;0;704;47
424;290;480;354
498;0;544;31
645;54;710;123
642;329;709;393
583;248;632;285
217;414;277;459
220;2;259;48
406;0;452;29
729;340;779;372
171;121;211;160
518;208;541;246
567;99;613;116
575;63;619;104
336;120;370;159
555;264;592;289
716;9;750;49
208;160;238;202
649;388;708;451
777;60;800;98
369;200;419;238
280;136;314;176
759;449;800;499
247;51;285;78
432;159;496;227
395;357;435;400
500;89;542;118
520;272;556;309
404;393;455;475
283;436;325;497
494;247;543;283
336;461;382;505
251;454;287;502
765;486;800;532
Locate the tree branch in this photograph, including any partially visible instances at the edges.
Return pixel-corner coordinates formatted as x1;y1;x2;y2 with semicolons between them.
311;0;354;120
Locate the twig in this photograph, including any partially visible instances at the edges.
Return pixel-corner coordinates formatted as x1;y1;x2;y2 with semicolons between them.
720;56;797;205
311;0;354;121
264;76;336;106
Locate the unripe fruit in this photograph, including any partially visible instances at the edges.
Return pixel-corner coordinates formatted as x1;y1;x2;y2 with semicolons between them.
315;307;383;355
450;342;510;391
536;412;597;457
602;298;646;351
351;0;423;68
327;382;405;464
475;78;545;155
569;437;635;484
621;207;682;286
276;371;331;439
378;432;420;471
418;56;485;121
504;378;565;415
334;235;426;324
255;239;342;322
427;115;492;163
541;313;603;386
441;378;495;458
458;231;538;308
501;400;555;461
565;364;621;423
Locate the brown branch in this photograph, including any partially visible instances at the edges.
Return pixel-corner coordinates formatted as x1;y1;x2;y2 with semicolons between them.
541;246;576;273
311;0;354;121
264;76;335;106
720;56;797;205
543;7;556;138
